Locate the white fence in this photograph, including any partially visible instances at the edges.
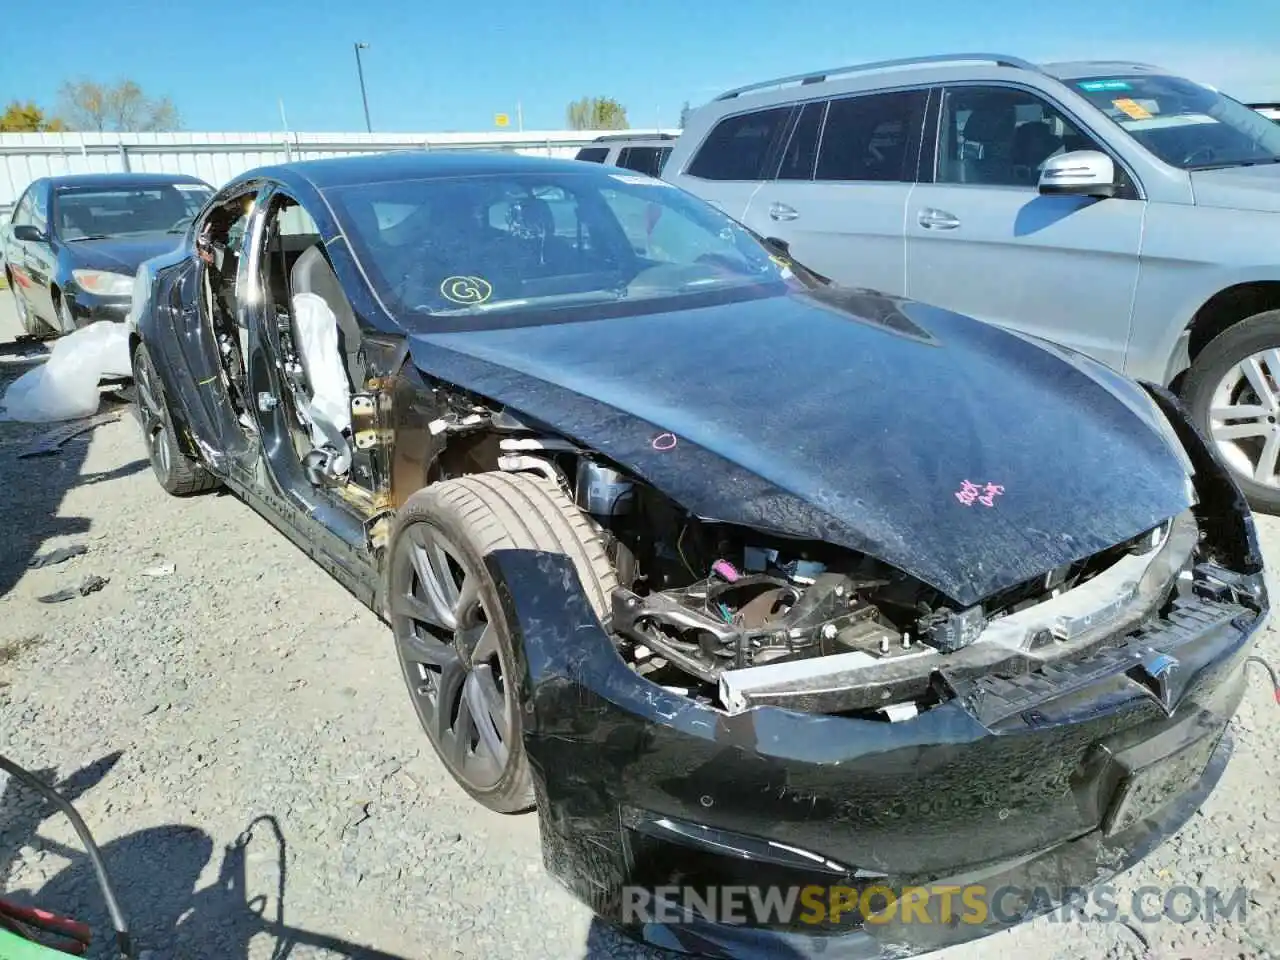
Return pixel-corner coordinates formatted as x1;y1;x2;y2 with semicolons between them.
0;129;679;214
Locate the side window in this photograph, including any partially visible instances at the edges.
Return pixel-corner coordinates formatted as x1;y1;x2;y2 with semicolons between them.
936;86;1107;188
815;90;928;182
575;147;609;163
29;184;49;233
616;146;667;178
686;106;792;181
778;101;826;180
11;188;34;226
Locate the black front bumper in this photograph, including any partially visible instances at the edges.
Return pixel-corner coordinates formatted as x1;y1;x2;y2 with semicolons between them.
64;288;130;327
488;549;1265;959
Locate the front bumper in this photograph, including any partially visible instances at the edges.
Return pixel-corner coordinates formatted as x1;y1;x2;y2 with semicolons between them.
64;287;130;327
489;547;1265;959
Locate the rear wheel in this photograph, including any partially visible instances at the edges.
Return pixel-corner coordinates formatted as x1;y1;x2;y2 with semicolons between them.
132;342;220;496
1183;309;1280;514
387;472;617;813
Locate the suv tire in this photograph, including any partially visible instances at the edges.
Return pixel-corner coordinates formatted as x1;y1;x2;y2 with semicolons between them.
1182;309;1280;514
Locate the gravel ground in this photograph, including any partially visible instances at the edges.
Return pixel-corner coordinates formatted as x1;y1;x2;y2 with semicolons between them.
0;295;1276;960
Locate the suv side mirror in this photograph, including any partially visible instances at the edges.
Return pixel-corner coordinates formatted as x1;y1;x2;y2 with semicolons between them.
12;224;46;242
1038;150;1117;199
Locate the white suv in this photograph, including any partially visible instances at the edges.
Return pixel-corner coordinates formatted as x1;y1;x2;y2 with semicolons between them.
665;53;1280;512
574;133;678;177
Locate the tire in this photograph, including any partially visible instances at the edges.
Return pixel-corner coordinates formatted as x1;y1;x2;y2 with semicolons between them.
131;342;220;497
10;284;41;337
387;472;618;813
1182;309;1280;514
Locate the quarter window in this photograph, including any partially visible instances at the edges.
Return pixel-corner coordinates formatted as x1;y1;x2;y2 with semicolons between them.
686;106;792;181
936;86;1106;188
815;90;928;182
575;147;609;163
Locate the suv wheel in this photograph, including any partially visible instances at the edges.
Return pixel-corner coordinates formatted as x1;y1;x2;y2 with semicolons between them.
1183;309;1280;514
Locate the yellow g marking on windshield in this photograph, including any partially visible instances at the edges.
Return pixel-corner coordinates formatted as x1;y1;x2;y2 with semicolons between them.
441;276;493;305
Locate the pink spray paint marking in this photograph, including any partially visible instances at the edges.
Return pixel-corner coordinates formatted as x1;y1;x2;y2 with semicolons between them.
652;432;678;451
956;480;1004;507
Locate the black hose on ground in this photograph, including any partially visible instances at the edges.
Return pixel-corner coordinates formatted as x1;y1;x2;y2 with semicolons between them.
1245;656;1280;705
0;754;134;959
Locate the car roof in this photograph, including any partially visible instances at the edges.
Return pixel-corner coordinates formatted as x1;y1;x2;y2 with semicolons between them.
44;172;211;190
1038;61;1173;81
247;151;602;192
705;54;1179;107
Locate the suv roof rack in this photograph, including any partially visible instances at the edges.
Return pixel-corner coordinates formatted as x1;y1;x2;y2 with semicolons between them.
715;53;1040;101
591;132;678;142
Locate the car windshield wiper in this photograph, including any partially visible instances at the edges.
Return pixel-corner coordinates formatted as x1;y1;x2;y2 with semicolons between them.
65;234;113;242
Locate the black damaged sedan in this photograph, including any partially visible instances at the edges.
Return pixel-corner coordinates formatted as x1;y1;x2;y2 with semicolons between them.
127;151;1268;958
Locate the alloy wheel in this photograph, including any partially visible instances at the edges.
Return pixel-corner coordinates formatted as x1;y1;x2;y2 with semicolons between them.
133;349;173;480
390;523;513;791
1207;349;1280;488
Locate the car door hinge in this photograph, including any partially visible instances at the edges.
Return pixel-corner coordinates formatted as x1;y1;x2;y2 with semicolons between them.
351;391;394;451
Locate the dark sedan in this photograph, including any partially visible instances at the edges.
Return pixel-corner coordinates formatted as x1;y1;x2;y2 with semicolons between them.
2;172;213;336
128;151;1268;958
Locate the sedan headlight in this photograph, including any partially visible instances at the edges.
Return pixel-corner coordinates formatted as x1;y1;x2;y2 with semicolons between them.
72;269;134;297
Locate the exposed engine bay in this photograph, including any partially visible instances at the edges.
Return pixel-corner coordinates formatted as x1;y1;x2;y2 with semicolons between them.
430;392;1222;721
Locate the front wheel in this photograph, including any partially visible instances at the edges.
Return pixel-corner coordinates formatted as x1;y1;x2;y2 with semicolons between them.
10;284;42;336
1183;309;1280;514
132;342;220;497
386;472;617;813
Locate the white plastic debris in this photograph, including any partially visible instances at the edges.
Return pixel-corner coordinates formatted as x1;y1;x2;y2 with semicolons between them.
0;321;131;423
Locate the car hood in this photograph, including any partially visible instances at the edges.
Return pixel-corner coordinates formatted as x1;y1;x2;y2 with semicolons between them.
1190;162;1280;213
65;234;187;276
405;286;1193;606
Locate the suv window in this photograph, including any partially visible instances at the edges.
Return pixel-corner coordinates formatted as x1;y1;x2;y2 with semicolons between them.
616;146;672;178
936;86;1105;188
1071;74;1280;170
815;89;928;182
687;106;792;181
575;147;609;163
778;101;825;180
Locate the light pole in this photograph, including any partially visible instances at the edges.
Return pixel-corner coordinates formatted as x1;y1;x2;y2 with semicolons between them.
353;41;372;133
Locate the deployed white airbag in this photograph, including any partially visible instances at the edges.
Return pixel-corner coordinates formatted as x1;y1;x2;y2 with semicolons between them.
1;321;131;423
292;292;352;474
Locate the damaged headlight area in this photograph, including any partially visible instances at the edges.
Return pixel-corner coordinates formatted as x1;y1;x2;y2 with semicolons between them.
500;383;1265;724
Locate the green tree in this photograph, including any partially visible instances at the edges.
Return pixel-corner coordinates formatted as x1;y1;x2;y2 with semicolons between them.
0;100;66;132
56;79;180;132
566;96;629;131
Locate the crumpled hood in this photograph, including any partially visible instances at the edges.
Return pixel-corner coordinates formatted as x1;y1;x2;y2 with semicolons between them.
66;233;186;278
406;286;1193;606
1190;163;1280;213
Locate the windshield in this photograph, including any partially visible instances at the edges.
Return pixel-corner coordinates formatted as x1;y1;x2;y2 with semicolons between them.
52;183;213;240
1071;74;1280;170
322;169;793;321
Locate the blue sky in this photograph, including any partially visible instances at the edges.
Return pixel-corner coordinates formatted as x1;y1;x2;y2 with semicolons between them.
3;0;1277;132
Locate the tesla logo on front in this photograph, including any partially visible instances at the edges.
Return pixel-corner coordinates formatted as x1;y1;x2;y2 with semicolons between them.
956;480;1005;507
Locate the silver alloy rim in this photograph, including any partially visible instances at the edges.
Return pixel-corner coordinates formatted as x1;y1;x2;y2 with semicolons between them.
1208;349;1280;488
